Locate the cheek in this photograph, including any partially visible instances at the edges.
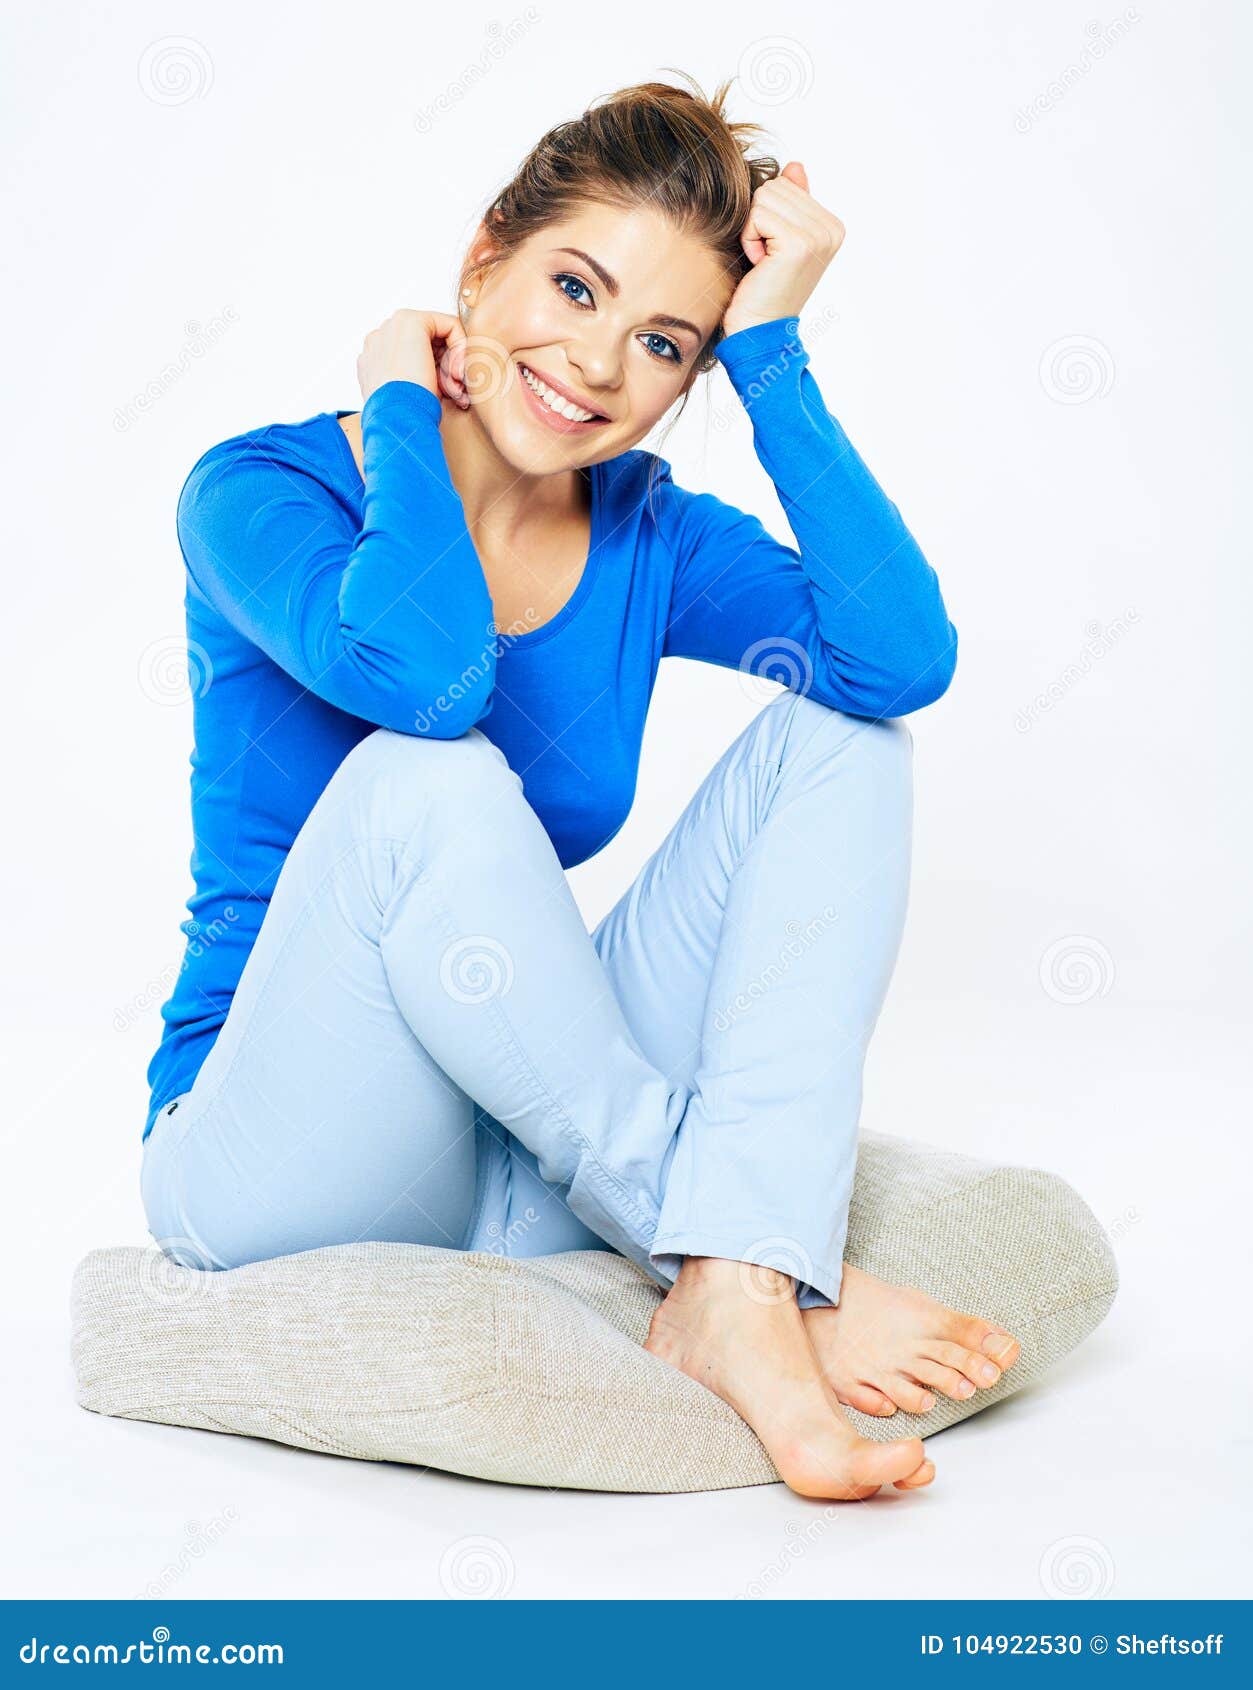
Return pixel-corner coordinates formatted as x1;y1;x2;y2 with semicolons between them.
499;292;566;352
614;384;679;442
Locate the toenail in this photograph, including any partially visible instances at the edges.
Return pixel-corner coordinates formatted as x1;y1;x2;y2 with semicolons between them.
983;1334;1015;1360
920;1394;935;1411
979;1363;999;1384
957;1379;974;1396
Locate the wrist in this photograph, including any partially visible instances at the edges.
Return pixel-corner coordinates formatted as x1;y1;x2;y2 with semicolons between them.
715;315;805;363
362;378;443;424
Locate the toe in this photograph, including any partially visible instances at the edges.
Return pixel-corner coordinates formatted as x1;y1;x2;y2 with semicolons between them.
982;1330;1021;1368
872;1436;929;1484
882;1373;937;1415
925;1340;1002;1390
835;1382;898;1417
907;1358;979;1401
948;1311;1000;1348
949;1312;1021;1368
782;1433;925;1501
893;1457;936;1491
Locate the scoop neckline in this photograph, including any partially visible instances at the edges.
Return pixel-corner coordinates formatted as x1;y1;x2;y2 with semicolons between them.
328;409;605;652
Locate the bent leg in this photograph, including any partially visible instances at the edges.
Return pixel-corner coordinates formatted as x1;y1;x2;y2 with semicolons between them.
141;741;486;1269
143;723;689;1274
588;689;914;1306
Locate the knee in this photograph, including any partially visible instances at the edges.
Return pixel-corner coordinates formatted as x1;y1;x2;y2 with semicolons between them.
779;692;914;798
338;724;521;838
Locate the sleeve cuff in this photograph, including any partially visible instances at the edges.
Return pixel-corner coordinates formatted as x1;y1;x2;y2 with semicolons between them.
712;315;807;376
361;379;443;430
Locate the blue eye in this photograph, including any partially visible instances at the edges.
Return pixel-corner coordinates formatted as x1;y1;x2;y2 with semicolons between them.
550;274;684;366
555;273;592;306
641;330;682;364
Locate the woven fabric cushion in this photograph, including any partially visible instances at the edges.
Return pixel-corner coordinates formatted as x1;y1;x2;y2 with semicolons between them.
71;1131;1118;1493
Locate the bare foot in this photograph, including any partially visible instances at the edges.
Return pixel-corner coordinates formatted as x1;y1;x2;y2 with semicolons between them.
804;1262;1022;1417
643;1256;935;1499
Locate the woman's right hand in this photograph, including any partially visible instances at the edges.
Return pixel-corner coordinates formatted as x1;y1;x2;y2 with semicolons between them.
356;309;470;410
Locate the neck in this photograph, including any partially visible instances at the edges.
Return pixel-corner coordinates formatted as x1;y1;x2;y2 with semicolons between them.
434;395;588;546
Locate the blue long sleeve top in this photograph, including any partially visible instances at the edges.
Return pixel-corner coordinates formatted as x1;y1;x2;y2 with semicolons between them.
145;314;957;1139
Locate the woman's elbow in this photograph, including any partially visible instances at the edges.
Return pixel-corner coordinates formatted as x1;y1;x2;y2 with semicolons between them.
856;625;959;718
356;662;495;739
894;626;958;714
409;675;495;738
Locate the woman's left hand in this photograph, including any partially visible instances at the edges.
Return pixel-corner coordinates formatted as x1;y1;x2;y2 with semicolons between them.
721;162;845;339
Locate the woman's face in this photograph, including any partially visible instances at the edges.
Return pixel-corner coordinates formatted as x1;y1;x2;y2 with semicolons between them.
460;201;734;473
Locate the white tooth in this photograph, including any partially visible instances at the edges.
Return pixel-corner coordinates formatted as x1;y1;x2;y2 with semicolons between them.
522;365;595;421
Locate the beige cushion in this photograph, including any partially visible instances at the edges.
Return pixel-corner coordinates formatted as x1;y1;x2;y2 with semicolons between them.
71;1131;1118;1493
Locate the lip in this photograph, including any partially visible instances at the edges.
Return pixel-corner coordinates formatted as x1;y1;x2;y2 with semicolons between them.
516;360;611;433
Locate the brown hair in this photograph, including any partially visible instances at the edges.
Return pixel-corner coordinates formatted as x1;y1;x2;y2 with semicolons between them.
459;70;779;482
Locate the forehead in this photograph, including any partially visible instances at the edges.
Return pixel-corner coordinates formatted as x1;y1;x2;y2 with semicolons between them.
525;202;732;330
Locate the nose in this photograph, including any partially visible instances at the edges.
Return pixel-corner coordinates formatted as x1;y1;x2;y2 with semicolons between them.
565;339;622;403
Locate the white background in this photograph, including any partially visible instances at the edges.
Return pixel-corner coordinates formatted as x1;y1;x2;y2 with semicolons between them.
3;0;1248;1601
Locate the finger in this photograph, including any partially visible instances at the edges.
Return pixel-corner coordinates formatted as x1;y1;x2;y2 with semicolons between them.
419;308;462;337
436;320;471;406
768;169;822;216
746;189;833;264
432;352;461;405
761;174;843;255
756;179;838;245
738;192;807;263
738;204;769;266
451;322;469;393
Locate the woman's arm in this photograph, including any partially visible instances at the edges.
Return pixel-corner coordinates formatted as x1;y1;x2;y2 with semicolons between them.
658;315;958;719
176;378;498;737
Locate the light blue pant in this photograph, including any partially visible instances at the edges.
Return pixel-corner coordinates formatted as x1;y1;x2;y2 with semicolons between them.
141;689;913;1309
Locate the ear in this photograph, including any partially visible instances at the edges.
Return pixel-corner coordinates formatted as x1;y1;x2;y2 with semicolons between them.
466;217;502;275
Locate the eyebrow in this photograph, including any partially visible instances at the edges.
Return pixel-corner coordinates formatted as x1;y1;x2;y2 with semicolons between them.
552;248;705;341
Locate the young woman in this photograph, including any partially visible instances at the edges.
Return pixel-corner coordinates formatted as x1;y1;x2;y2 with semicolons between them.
141;75;1020;1502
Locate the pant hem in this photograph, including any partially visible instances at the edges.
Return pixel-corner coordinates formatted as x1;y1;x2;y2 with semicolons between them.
649;1228;844;1308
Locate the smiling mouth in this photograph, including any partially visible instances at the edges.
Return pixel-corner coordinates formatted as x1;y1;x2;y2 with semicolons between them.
517;361;610;425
